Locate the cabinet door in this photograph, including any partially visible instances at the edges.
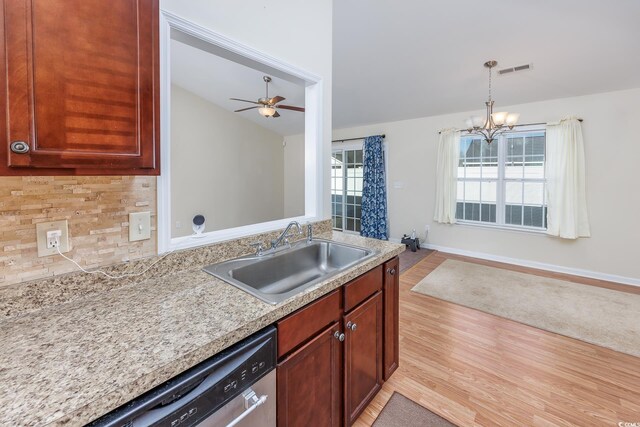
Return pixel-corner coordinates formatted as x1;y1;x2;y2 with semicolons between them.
344;291;383;426
1;0;159;173
277;322;343;427
383;256;400;380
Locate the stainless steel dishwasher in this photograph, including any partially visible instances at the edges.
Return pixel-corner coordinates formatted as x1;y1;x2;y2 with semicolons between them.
90;326;276;427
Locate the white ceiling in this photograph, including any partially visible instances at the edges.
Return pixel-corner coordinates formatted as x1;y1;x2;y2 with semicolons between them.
332;0;640;129
171;38;306;137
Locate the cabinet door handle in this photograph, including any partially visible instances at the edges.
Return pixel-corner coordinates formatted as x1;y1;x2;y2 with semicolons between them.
10;141;30;154
346;321;357;332
334;331;345;342
387;268;396;276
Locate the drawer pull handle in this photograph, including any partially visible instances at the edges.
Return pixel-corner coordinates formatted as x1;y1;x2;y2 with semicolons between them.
10;141;30;154
346;321;357;332
334;331;345;342
387;268;396;276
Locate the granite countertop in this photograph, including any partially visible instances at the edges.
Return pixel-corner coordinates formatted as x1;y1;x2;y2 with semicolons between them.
0;232;404;426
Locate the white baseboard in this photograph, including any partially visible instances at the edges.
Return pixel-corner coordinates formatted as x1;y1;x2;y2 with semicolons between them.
402;241;640;287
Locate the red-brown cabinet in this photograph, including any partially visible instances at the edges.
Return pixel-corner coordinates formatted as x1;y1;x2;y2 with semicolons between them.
343;291;383;425
277;322;343;427
0;0;160;175
276;257;399;427
383;257;400;380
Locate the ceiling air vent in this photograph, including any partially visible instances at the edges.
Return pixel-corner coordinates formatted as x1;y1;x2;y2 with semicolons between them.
498;63;532;76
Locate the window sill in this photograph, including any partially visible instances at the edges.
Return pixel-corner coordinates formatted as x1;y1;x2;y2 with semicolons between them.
454;220;548;235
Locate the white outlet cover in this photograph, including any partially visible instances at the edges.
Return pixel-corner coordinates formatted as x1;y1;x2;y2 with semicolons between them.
129;211;151;242
36;220;70;257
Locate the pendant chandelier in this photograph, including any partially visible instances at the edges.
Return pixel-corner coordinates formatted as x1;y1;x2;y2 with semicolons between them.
464;60;520;144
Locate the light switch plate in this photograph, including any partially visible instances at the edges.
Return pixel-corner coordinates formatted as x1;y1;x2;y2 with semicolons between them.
129;211;151;242
36;220;70;257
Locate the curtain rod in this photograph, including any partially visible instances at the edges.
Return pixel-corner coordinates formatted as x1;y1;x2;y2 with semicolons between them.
332;134;386;143
438;119;583;134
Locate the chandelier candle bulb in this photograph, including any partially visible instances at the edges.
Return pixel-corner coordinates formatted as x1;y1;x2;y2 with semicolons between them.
491;112;508;126
465;118;474;129
506;113;520;127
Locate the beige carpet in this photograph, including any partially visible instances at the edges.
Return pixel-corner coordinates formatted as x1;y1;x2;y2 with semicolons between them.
412;259;640;357
372;392;456;427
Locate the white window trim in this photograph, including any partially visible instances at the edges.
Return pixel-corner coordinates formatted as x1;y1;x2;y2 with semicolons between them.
157;11;325;253
456;125;547;232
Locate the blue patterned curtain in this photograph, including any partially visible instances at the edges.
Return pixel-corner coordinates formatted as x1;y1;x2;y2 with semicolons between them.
360;135;388;240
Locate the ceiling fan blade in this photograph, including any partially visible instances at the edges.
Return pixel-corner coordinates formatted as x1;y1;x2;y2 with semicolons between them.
234;106;259;112
276;104;305;112
269;96;285;105
272;111;281;118
230;98;260;104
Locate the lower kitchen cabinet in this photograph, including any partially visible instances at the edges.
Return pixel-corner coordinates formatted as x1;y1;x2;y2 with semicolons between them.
383;257;400;380
276;256;399;427
277;322;343;427
344;291;383;425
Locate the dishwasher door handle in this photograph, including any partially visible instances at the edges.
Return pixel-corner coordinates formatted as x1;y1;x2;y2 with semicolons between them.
225;389;268;427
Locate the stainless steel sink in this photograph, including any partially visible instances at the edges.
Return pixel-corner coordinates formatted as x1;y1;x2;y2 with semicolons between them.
203;239;377;305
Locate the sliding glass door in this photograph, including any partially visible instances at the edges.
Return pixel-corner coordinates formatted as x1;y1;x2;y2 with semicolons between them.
331;148;364;233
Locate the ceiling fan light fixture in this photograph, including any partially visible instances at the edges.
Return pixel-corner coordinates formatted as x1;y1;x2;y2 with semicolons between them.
258;106;276;117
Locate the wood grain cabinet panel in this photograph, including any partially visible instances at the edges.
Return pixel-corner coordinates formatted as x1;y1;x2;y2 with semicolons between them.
277;289;342;359
344;265;382;312
0;0;159;175
344;291;383;426
383;256;400;380
277;322;343;427
275;262;396;426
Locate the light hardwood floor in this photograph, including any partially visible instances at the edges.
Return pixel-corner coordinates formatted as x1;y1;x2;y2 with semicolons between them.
354;251;640;426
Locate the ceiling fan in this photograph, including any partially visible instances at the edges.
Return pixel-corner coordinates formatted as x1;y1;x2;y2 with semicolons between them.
230;76;305;118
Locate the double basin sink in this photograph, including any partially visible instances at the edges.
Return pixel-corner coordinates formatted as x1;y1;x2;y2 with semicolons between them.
203;239;377;305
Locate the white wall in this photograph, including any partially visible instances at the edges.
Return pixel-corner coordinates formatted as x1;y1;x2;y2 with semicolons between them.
171;85;287;237
161;0;333;220
283;133;305;218
332;88;640;281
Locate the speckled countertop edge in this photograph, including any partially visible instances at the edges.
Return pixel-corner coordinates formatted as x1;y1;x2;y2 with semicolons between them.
0;230;404;427
0;220;335;319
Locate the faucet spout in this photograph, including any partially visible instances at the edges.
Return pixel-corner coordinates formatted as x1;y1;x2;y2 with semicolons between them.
271;221;302;249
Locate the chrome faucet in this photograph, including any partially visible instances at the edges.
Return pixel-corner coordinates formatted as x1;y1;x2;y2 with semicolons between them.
271;221;302;249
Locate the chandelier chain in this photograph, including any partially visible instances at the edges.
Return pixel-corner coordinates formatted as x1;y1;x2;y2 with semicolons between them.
488;65;492;102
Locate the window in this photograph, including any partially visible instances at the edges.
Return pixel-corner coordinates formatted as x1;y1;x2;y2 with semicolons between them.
456;129;547;230
331;148;363;233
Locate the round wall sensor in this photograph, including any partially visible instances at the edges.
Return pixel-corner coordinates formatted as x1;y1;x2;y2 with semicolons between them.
192;214;205;236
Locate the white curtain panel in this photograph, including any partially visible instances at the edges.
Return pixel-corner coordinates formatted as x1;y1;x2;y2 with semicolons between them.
433;129;460;224
545;117;591;239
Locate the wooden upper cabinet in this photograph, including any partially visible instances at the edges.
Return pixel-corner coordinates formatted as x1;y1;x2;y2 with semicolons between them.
0;0;160;175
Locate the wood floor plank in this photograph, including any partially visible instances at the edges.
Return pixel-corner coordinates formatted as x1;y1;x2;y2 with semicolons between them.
356;251;640;427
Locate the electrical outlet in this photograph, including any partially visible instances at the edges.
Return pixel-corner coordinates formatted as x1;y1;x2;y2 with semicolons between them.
36;220;70;257
129;211;151;242
46;230;62;249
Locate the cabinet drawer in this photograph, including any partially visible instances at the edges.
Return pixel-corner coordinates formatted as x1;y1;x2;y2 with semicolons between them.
277;289;342;358
344;265;383;313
